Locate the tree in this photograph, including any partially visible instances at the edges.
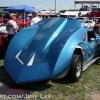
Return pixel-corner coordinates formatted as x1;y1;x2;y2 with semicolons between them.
59;10;67;13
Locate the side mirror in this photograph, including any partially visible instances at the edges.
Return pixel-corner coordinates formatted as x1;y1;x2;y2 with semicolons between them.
90;38;95;41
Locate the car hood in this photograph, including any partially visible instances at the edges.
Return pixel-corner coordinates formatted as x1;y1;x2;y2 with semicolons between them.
12;18;82;64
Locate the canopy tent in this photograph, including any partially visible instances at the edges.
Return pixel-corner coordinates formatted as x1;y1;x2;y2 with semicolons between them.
4;4;41;13
3;5;41;30
74;0;100;9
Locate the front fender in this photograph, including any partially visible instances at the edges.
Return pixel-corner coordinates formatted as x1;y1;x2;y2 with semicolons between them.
5;25;39;60
47;27;86;77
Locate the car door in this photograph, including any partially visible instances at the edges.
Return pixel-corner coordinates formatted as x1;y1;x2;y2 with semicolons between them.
81;31;97;63
95;34;100;55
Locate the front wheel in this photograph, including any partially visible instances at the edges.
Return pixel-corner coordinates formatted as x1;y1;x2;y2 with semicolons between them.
67;54;82;82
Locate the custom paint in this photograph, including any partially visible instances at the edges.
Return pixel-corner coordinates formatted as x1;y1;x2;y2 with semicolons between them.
4;18;100;83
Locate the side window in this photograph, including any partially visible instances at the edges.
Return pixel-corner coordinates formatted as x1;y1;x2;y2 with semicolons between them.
87;31;96;42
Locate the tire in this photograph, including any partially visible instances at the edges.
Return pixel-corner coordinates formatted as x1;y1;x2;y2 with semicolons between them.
67;54;82;82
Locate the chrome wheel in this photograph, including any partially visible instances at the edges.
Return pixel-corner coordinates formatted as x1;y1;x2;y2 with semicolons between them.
67;54;82;82
76;60;82;78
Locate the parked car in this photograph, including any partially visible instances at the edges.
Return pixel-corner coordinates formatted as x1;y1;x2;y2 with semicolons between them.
4;17;100;84
0;33;8;58
83;20;96;28
0;24;8;58
0;24;7;32
76;17;89;23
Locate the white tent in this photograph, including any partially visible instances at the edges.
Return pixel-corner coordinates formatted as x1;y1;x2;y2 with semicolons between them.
74;0;100;4
74;0;100;9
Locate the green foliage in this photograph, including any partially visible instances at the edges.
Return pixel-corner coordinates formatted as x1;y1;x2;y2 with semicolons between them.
59;10;67;13
59;9;79;13
0;8;3;11
42;10;46;11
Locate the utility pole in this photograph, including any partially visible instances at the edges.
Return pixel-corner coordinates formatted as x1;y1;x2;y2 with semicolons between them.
55;0;56;14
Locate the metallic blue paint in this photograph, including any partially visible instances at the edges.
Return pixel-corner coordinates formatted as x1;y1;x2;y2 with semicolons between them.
4;17;99;83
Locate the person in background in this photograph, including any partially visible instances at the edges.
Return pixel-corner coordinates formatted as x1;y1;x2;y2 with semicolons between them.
92;25;100;48
78;12;81;17
93;25;100;36
25;13;29;22
6;13;18;42
30;10;42;25
28;14;33;25
28;14;32;20
17;13;22;21
22;13;29;22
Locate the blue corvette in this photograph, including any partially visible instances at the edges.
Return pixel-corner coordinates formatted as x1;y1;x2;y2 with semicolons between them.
4;17;100;83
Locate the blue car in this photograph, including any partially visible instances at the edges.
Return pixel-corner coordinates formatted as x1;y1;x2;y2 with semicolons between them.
4;17;100;83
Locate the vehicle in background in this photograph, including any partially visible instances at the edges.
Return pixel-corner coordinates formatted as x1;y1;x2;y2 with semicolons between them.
76;17;89;23
83;20;95;28
61;10;90;18
0;23;8;58
0;32;8;58
86;7;100;21
0;24;7;33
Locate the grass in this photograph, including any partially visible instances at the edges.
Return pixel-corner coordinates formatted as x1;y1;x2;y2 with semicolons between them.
0;59;100;100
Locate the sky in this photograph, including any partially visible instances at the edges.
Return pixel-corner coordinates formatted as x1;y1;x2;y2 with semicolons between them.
0;0;82;11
